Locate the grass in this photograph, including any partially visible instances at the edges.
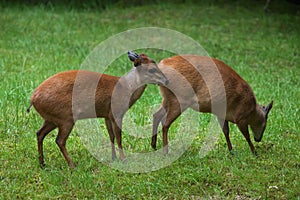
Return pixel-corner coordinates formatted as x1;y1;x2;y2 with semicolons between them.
1;0;300;199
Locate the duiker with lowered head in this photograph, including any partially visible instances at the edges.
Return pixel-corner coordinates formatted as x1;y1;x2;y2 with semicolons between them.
151;55;273;155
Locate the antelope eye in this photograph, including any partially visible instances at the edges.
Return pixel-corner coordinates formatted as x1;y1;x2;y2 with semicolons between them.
148;68;157;73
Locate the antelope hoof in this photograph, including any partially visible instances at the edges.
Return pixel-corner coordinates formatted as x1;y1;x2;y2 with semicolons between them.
40;162;46;169
151;144;157;151
252;150;258;157
229;150;236;155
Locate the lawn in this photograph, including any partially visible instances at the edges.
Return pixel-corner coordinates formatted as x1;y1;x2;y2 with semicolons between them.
0;0;299;199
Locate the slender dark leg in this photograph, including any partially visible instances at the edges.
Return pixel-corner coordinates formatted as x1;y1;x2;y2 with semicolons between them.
105;118;116;160
111;118;125;161
218;118;232;152
36;121;57;167
151;106;166;150
56;122;75;168
161;107;182;155
237;122;256;154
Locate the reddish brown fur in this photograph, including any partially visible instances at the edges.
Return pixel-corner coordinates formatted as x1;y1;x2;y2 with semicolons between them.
152;55;273;155
28;52;168;168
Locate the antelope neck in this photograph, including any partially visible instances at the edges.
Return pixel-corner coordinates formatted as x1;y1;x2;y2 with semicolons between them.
122;68;144;92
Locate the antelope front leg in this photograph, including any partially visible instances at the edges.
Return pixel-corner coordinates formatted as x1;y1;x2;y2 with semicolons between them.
105;118;117;160
237;121;256;155
111;118;125;161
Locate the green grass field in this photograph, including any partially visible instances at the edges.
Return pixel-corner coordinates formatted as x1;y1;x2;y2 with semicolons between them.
1;0;299;199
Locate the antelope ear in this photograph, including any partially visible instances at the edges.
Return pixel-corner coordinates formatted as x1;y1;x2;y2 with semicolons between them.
128;51;142;67
264;100;273;115
128;51;139;62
